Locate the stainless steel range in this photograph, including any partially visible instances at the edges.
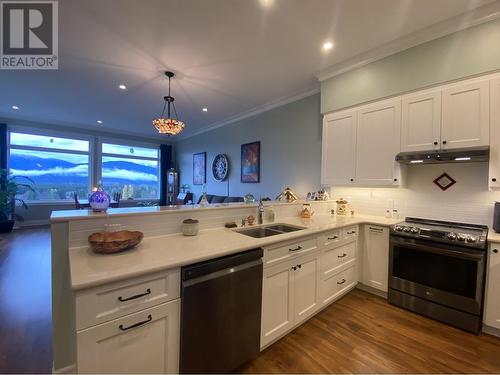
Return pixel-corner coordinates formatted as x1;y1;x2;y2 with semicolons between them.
389;217;488;334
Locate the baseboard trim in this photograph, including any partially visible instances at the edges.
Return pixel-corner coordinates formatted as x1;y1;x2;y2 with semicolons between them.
356;283;388;299
53;364;76;374
482;324;500;338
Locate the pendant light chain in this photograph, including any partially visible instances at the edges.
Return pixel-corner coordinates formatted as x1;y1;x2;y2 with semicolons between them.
152;71;185;136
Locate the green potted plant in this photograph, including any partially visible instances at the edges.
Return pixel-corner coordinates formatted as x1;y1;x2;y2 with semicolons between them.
0;169;35;233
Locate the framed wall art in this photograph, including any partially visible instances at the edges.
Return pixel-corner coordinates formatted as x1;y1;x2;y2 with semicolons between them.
241;141;260;183
193;152;206;185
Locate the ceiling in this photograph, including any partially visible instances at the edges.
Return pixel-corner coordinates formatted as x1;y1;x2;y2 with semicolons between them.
0;0;498;141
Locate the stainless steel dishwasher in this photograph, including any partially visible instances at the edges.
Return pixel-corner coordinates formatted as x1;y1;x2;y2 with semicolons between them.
180;248;263;373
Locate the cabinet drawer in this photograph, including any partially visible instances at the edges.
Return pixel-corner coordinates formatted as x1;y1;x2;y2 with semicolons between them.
320;266;357;306
319;229;342;248
264;237;318;267
322;241;356;278
77;299;180;374
76;269;180;330
343;226;358;239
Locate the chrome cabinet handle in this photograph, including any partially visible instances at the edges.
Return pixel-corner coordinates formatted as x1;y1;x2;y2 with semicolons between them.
337;279;346;285
337;253;347;258
119;314;152;331
327;235;338;240
289;246;302;252
118;288;151;302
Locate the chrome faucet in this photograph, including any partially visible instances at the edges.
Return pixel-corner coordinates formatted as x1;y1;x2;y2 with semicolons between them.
258;198;264;225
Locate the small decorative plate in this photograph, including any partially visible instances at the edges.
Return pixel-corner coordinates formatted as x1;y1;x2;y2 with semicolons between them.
212;154;229;181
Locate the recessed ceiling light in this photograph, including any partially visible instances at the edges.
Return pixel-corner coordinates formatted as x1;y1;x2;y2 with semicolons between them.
12;105;19;110
97;120;103;124
322;41;334;51
119;84;127;90
202;108;208;112
259;0;274;7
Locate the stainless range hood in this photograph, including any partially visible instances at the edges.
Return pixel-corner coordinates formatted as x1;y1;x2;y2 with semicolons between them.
396;146;490;165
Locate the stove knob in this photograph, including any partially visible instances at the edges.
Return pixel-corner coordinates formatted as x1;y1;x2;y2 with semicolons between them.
410;227;419;234
447;232;457;240
457;234;466;241
403;227;411;232
394;225;404;232
466;236;478;243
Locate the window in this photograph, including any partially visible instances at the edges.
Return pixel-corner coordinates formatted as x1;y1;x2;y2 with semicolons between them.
101;142;160;200
9;132;90;201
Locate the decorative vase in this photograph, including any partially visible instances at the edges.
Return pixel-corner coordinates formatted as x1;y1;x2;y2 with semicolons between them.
89;185;110;212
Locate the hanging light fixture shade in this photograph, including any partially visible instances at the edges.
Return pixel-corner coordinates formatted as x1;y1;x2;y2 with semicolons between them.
152;71;185;136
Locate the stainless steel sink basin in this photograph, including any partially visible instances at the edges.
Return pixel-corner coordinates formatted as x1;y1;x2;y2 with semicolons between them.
235;223;305;238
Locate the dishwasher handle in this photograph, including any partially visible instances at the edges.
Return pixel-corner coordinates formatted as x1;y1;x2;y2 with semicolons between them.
182;259;262;287
182;248;263;282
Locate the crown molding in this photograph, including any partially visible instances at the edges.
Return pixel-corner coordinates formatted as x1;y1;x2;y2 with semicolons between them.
316;2;500;82
176;85;320;141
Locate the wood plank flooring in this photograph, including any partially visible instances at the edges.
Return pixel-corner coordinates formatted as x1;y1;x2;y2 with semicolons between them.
240;289;500;373
0;226;52;374
1;227;500;373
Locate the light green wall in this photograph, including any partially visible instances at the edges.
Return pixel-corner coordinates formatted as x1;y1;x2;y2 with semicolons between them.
321;18;500;114
175;94;322;202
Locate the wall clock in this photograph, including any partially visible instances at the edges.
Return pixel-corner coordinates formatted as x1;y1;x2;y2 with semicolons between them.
212;154;229;181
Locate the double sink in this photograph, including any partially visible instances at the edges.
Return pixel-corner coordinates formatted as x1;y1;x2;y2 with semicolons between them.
235;223;305;238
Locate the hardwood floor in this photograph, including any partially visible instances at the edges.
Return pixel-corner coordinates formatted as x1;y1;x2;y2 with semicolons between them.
1;227;500;373
0;226;52;374
240;289;500;373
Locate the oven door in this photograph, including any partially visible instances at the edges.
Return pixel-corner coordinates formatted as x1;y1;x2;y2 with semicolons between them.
389;235;485;315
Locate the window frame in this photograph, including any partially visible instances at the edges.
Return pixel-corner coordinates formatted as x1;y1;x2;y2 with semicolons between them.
98;137;161;201
6;126;161;205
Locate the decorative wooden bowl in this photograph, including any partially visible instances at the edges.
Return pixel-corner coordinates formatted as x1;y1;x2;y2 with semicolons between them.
88;230;144;254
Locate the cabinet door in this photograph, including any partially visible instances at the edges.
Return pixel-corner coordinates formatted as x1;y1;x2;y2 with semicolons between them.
77;299;180;374
292;252;320;325
321;110;357;185
356;98;401;185
489;78;500;189
261;260;294;348
401;90;441;152
361;225;389;292
441;79;490;149
485;244;500;329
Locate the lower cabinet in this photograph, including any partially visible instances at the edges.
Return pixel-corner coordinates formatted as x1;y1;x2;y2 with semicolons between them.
485;243;500;330
360;225;389;292
261;252;320;348
77;299;180;374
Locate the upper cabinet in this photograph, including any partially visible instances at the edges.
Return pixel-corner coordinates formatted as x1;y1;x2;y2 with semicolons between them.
401;89;441;152
490;78;500;189
441;79;490;149
321;110;357;185
356;98;401;186
322;73;497;187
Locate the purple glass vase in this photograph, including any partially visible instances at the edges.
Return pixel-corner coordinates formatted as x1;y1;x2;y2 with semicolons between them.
89;185;110;212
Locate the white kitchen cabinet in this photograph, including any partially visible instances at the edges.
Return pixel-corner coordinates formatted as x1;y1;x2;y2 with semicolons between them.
261;251;320;348
484;244;500;330
320;266;357;306
261;259;295;347
292;252;320;325
321;109;357;185
356;98;402;185
441;79;490;149
77;299;180;374
361;225;389;292
489;78;500;189
401;89;442;152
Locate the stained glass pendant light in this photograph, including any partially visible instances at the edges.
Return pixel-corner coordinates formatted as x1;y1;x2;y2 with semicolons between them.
152;71;185;136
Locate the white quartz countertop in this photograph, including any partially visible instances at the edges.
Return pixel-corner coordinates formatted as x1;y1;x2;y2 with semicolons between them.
489;230;500;243
69;214;400;291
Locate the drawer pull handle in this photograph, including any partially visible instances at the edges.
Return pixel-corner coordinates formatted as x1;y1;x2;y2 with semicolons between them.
119;314;152;331
118;288;151;302
369;227;383;232
347;231;356;235
338;253;347;258
337;279;346;285
327;235;338;240
494;249;499;254
289;246;303;252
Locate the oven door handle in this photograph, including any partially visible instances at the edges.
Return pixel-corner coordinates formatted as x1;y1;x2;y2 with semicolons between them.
391;238;484;261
